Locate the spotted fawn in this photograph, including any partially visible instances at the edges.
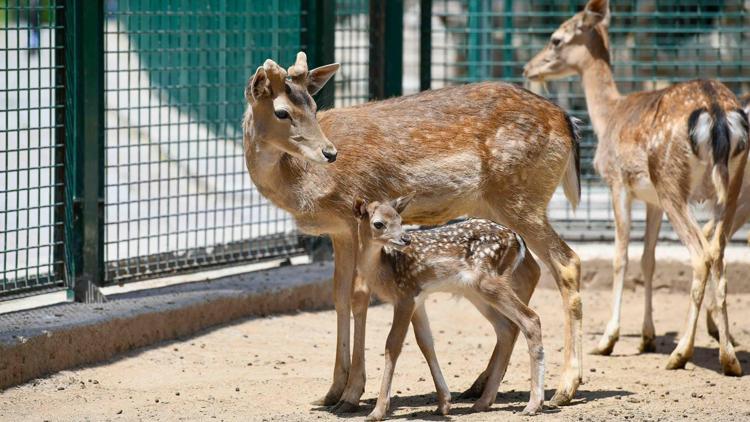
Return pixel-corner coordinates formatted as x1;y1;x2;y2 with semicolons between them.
353;194;544;420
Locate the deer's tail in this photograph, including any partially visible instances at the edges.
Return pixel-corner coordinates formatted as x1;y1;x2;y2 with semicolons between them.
561;114;582;210
688;105;748;206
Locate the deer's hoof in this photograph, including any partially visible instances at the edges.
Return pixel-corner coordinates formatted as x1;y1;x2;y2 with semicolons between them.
721;355;743;377
665;352;690;370
331;400;359;414
638;337;656;354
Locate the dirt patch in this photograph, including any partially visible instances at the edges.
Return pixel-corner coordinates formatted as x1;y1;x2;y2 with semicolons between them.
2;288;749;421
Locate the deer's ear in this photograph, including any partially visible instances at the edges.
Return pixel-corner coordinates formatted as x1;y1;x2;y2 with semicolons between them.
307;63;340;96
390;192;415;215
246;66;272;102
580;0;609;31
353;198;368;220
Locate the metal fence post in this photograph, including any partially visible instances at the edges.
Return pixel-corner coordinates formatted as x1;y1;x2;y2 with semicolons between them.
303;0;335;110
369;0;403;99
419;0;432;91
65;0;105;303
54;0;68;298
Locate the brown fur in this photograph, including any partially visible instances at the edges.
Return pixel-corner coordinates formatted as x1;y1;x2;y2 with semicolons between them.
524;0;748;375
244;53;584;408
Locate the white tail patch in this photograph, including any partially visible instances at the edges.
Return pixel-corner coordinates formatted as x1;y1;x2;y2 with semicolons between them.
727;109;749;155
512;233;527;272
689;110;714;161
562;116;583;210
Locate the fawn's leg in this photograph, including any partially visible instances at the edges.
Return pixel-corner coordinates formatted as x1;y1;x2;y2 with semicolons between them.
333;267;371;413
411;304;451;415
460;256;537;399
510;216;581;407
639;204;662;353
367;299;416;421
475;280;545;416
315;236;355;406
592;185;632;355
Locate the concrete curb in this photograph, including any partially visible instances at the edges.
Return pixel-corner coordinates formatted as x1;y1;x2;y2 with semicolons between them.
2;254;749;391
0;262;334;390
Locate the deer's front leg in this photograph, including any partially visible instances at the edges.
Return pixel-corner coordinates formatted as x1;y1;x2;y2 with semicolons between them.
332;272;370;413
315;236;356;406
411;304;450;416
591;186;631;356
367;299;416;421
639;205;662;353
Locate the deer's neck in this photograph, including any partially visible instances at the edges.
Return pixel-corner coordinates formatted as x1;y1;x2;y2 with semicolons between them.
245;134;329;217
579;57;622;141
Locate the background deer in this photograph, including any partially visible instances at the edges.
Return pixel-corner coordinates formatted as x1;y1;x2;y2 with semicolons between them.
243;52;584;409
353;195;544;420
524;0;749;375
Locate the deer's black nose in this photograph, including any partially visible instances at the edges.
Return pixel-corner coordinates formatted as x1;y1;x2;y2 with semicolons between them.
322;149;337;163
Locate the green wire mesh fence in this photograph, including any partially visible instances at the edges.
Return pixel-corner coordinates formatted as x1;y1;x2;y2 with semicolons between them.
428;0;750;241
2;0;749;299
1;1;66;296
102;0;306;284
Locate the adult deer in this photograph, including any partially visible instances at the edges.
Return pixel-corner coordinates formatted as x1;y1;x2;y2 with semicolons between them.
524;0;749;374
243;52;583;409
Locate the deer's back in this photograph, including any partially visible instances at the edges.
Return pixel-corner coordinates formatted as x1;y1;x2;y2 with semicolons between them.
315;83;576;224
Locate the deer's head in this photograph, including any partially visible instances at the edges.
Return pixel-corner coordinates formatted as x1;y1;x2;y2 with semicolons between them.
245;52;339;164
353;193;415;251
523;0;611;82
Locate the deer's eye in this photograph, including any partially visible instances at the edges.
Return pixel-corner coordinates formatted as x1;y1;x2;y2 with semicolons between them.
274;109;291;120
551;37;562;47
373;221;385;230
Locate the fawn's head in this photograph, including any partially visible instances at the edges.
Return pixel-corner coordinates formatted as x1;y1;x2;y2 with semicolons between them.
245;52;339;164
523;0;611;82
353;193;415;251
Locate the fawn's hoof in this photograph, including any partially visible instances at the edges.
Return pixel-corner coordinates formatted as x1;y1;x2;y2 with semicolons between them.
331;400;359;414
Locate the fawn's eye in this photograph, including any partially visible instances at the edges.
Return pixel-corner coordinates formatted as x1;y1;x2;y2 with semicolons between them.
274;109;290;120
373;221;385;230
551;37;562;48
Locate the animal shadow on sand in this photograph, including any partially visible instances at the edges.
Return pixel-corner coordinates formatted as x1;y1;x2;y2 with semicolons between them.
314;388;627;419
652;331;750;374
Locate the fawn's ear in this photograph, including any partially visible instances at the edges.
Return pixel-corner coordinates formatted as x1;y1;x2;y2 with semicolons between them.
246;66;272;102
307;63;340;96
390;192;415;215
353;198;368;220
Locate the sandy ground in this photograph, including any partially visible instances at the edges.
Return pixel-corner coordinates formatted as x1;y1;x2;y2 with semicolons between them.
2;287;750;422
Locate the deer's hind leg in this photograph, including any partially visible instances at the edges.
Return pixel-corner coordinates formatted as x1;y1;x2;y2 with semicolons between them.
475;276;545;416
493;205;581;407
460;252;539;400
639;204;662;353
